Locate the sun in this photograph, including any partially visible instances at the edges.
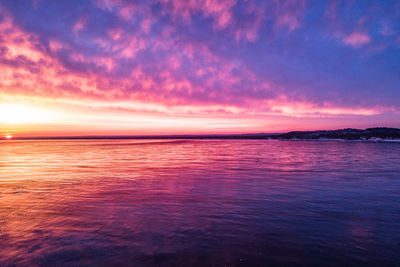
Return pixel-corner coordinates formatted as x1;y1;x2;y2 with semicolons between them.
5;135;13;139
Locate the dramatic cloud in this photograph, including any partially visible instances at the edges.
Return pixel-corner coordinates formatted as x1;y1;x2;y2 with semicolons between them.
0;0;399;136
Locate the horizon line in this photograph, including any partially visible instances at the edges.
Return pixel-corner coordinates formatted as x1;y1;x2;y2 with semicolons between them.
2;127;399;140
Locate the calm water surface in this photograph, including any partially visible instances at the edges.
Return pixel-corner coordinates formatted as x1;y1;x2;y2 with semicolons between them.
0;140;399;266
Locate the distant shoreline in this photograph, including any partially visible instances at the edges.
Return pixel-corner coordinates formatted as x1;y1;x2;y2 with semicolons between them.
3;127;400;142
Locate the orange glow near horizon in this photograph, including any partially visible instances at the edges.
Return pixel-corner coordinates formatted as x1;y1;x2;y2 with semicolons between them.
0;94;396;137
0;103;62;125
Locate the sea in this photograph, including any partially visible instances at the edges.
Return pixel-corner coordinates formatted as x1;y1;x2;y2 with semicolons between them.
0;139;399;266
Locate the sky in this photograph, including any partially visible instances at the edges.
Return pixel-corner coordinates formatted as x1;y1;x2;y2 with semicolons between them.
0;0;399;137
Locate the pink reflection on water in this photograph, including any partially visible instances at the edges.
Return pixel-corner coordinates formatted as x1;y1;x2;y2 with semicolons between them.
0;140;400;265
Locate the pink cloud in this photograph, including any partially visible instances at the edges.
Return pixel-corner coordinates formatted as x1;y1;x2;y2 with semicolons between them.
233;1;266;42
73;15;88;34
324;1;338;19
342;32;371;47
274;0;307;31
162;0;237;29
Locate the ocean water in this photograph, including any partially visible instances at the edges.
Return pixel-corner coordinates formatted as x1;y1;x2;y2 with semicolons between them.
0;139;399;266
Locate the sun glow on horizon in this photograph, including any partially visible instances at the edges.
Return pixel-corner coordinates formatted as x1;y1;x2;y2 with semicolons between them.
0;103;59;125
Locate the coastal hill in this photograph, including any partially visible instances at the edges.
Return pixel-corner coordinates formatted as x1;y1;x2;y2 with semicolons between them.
275;127;400;141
